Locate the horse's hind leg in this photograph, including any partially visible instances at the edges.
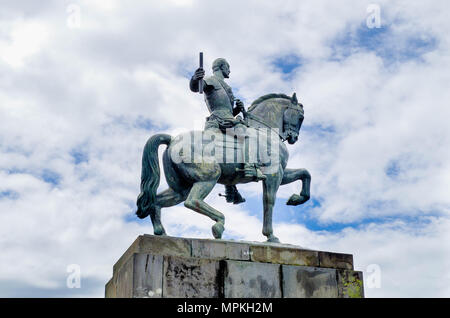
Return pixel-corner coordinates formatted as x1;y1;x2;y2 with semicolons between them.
184;180;225;239
152;188;188;235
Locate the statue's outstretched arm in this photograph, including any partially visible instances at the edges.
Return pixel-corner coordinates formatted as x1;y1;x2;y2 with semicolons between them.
189;68;212;93
189;76;202;92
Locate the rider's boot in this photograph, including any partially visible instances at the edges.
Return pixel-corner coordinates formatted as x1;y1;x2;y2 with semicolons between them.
223;185;246;204
232;187;246;204
242;163;266;181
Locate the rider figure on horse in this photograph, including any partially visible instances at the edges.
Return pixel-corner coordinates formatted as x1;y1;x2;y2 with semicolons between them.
189;58;266;204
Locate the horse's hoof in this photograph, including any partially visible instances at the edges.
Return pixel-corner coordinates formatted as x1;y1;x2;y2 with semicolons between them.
286;194;309;206
212;222;224;239
286;194;301;205
153;226;166;236
266;235;280;243
299;194;310;204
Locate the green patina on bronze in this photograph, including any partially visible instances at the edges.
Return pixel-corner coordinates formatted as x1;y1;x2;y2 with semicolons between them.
337;269;364;298
343;276;364;298
135;56;311;243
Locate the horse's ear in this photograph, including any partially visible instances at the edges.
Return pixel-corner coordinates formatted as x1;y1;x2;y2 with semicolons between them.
291;92;298;104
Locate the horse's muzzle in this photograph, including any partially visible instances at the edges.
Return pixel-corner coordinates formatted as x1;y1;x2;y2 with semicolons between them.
286;132;298;144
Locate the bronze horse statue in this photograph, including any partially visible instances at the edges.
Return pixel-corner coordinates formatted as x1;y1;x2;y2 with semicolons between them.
136;93;311;243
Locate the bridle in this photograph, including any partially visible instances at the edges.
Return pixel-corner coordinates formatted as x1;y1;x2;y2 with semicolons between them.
245;112;286;141
247;105;304;142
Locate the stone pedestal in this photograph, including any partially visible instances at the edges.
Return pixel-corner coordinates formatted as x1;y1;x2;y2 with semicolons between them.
105;235;364;298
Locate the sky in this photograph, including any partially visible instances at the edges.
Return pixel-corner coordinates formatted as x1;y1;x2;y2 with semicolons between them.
0;0;449;297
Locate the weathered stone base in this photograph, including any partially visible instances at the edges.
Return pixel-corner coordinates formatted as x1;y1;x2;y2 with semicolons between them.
105;235;364;298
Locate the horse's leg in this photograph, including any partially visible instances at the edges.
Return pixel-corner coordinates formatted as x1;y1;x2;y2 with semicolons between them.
281;168;311;205
151;188;188;235
184;180;225;239
262;171;283;243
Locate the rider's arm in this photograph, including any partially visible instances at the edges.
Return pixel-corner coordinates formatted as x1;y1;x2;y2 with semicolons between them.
190;68;213;93
189;76;202;92
232;99;245;116
189;78;214;93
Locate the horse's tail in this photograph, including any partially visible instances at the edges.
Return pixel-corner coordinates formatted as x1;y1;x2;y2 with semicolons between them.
136;134;172;219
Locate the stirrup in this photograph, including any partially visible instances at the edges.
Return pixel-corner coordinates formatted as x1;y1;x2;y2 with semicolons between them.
236;165;267;181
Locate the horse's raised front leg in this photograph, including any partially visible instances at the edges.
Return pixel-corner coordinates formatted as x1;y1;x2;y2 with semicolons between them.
262;171;283;243
152;188;188;236
184;180;225;239
281;168;311;205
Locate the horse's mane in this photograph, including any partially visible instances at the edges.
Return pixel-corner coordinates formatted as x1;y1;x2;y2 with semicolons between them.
248;93;292;112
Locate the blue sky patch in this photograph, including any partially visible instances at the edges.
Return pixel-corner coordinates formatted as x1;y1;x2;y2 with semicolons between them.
272;54;303;74
302;123;337;136
134;116;157;131
41;169;61;186
70;148;89;165
103;115;168;133
0;190;19;200
124;199;141;223
385;159;401;178
4;168;60;186
330;23;437;65
239;193;441;234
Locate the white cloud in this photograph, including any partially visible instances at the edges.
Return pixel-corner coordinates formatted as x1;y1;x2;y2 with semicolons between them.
0;20;49;68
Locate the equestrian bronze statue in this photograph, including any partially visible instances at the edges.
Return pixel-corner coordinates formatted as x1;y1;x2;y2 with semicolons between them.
136;57;311;243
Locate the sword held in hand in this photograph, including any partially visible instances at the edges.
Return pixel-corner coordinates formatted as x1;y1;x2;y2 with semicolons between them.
199;52;203;94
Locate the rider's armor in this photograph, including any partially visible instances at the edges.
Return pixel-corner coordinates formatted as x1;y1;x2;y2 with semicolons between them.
194;73;266;204
203;75;243;131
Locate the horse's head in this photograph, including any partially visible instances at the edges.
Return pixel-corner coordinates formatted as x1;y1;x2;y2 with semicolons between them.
248;92;304;144
282;93;304;144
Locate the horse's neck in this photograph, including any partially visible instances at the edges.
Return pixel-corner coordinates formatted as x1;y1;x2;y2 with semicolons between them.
249;102;284;130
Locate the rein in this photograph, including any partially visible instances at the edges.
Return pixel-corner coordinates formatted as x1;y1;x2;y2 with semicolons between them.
246;113;286;142
246;105;303;142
